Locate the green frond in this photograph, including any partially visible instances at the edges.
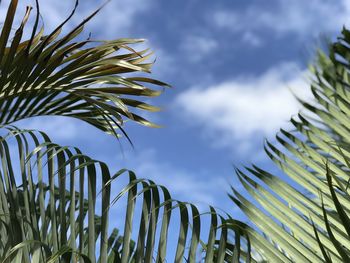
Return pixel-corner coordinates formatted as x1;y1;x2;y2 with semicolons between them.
0;126;256;262
0;0;169;141
230;27;350;262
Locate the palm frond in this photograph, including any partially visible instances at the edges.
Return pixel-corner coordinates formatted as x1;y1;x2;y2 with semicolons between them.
230;27;350;262
0;0;168;141
0;126;257;262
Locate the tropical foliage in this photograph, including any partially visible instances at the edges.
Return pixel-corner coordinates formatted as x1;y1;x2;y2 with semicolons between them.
229;28;350;262
0;126;250;262
0;0;169;141
2;0;350;262
0;1;245;262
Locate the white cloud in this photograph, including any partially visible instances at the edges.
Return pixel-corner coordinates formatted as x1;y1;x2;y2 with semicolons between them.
242;31;262;47
175;62;313;153
213;0;350;37
180;35;218;62
76;0;151;38
15;116;82;140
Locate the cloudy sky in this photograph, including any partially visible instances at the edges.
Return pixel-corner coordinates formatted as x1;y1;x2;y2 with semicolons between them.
2;0;349;225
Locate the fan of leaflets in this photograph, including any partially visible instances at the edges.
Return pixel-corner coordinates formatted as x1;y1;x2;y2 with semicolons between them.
0;126;255;262
0;0;169;142
230;27;350;262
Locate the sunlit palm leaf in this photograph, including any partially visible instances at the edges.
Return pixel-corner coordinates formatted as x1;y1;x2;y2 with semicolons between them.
230;27;350;262
0;0;168;141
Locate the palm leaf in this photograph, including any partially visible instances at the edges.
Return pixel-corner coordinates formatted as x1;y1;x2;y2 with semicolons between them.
0;0;169;142
0;126;257;262
230;27;350;262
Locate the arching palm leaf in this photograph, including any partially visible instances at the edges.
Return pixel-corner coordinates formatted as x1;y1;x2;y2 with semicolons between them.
230;27;350;262
0;0;169;141
0;126;254;262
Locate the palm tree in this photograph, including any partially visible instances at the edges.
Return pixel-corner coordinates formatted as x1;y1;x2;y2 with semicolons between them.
0;1;244;262
228;29;350;262
4;0;350;262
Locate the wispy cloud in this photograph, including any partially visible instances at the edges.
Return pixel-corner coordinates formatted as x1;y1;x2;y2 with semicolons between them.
242;31;262;47
180;35;218;62
175;62;312;154
16;116;83;141
213;0;350;37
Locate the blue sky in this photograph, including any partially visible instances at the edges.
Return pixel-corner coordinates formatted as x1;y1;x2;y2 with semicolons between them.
2;0;350;239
